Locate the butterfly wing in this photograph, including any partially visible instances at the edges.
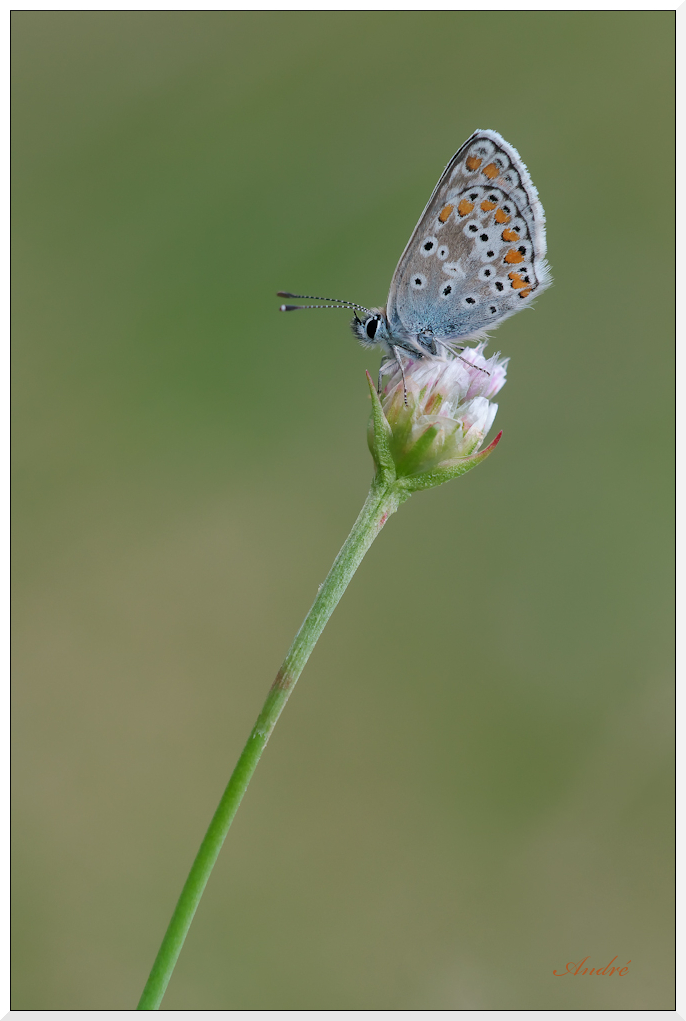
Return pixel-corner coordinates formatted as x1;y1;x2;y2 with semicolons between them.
386;129;551;345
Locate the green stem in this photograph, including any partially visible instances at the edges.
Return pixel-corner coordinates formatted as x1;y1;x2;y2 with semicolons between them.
137;476;404;1009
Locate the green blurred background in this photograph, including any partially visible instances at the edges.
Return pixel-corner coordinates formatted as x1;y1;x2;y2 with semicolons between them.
12;11;674;1010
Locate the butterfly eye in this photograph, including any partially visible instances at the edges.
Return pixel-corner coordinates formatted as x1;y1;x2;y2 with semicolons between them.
411;274;427;289
420;236;437;256
365;317;379;340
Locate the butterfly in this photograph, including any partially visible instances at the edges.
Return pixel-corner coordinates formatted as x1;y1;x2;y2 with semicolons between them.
279;129;550;384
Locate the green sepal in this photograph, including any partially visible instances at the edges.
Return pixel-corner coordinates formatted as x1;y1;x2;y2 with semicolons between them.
366;371;396;485
395;423;439;477
397;431;502;493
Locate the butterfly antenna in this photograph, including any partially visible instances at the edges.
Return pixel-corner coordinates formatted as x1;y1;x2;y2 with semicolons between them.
277;292;373;315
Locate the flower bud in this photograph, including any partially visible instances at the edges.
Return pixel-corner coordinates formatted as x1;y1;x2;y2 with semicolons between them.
367;344;506;493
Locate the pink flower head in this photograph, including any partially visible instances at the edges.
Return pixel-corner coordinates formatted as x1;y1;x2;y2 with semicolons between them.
370;345;507;479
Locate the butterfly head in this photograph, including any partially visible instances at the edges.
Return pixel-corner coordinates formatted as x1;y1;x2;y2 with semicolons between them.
350;307;391;350
277;292;392;350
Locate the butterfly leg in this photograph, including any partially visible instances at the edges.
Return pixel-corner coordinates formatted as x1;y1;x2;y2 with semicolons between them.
457;354;490;376
377;358;395;394
392;345;409;406
435;339;490;376
435;339;464;358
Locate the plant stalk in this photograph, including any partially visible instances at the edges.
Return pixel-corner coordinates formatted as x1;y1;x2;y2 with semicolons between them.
137;476;402;1009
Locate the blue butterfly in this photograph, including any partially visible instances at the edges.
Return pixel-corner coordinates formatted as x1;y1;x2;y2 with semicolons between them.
279;129;550;383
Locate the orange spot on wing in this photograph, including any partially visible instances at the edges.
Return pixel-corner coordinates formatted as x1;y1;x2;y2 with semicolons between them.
466;156;482;171
504;249;525;264
494;209;511;224
457;199;475;216
519;288;532;298
482;162;499;179
480;199;497;211
501;228;520;242
438;204;454;223
508;272;527;289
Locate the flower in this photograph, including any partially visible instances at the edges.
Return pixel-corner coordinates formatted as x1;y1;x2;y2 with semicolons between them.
366;343;507;493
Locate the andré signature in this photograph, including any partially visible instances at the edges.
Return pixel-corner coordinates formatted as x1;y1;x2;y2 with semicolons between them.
554;957;631;977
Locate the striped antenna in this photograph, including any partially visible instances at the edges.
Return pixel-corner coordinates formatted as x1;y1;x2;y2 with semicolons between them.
277;292;373;315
